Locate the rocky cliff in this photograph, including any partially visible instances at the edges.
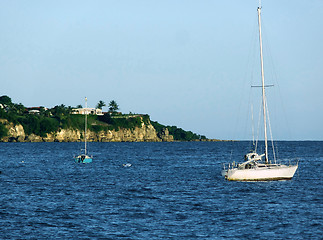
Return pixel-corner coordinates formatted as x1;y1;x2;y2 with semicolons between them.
0;118;174;142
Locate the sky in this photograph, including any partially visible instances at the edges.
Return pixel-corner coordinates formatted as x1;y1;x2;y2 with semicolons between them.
0;0;322;140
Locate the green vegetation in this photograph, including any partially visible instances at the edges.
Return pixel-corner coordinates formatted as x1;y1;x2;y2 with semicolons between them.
96;100;106;110
18;115;59;137
108;100;119;112
0;95;207;141
0;123;8;138
0;96;146;136
98;114;143;131
0;95;12;105
151;121;206;141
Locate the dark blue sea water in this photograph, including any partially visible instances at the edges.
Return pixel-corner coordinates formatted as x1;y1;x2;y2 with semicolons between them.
0;141;322;239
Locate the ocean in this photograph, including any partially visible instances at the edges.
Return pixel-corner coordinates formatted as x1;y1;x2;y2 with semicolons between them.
0;141;322;239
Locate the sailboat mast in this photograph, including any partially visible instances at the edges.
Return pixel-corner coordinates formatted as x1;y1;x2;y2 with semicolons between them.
257;6;269;163
84;97;87;155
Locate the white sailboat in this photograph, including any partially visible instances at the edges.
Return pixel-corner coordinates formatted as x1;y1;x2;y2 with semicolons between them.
74;97;93;163
222;4;298;181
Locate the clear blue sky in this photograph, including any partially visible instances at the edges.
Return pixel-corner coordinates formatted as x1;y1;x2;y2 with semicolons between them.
1;0;322;140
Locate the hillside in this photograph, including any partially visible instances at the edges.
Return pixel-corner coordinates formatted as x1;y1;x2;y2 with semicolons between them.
0;95;208;142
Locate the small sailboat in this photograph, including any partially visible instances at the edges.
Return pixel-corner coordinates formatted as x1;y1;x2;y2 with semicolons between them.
74;97;93;163
222;4;298;181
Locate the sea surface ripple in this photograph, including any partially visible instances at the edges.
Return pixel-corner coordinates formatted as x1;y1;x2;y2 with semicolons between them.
0;141;322;239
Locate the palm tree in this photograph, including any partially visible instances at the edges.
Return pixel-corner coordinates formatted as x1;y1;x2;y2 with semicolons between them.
96;100;106;110
108;100;119;112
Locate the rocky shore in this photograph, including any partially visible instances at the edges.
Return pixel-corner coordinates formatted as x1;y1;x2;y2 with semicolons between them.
0;118;175;142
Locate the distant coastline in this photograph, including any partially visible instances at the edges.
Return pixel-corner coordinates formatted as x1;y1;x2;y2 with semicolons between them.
0;95;221;143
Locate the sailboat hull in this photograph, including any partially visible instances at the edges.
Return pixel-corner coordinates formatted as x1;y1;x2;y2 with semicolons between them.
222;6;299;182
74;154;93;164
225;164;298;181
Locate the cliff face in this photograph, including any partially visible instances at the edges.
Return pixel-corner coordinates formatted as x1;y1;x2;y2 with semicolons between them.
0;119;26;142
0;118;174;142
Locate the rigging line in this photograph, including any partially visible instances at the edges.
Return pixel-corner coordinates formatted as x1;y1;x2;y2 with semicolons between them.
246;19;258;86
244;86;252;142
261;16;277;87
230;83;246;158
240;20;258;141
249;14;259;90
251;103;255;146
240;12;259;147
229;13;258;159
255;94;262;153
230;40;253;143
260;14;292;141
244;21;258;145
248;14;260;150
229;9;261;158
255;6;288;158
265;98;277;164
268;50;293;140
235;82;250;141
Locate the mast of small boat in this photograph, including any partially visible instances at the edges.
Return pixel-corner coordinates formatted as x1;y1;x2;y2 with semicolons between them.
257;4;269;163
84;97;88;156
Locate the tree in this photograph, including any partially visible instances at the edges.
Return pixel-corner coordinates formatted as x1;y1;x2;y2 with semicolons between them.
0;95;12;105
13;103;26;114
108;100;119;112
51;104;70;116
96;100;106;110
0;123;8;138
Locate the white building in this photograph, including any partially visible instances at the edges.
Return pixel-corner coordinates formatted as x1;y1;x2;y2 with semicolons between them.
71;108;103;116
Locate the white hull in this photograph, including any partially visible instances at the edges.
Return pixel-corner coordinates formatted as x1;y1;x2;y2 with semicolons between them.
222;6;299;182
225;164;298;181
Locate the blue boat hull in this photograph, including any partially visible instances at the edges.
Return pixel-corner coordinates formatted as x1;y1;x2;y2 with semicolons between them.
74;154;93;163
